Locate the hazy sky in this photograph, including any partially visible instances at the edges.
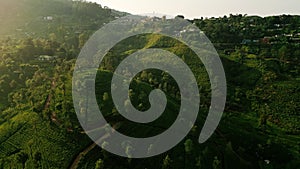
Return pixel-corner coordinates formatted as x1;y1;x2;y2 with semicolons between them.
89;0;300;19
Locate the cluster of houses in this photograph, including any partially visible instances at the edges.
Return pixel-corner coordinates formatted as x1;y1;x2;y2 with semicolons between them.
37;55;58;61
241;21;300;45
39;15;299;46
242;32;300;45
43;16;53;21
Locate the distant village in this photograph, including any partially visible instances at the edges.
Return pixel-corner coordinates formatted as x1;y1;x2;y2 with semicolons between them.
12;14;299;62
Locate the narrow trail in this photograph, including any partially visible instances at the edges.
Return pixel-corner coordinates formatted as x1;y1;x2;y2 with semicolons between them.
41;76;113;169
44;79;56;110
68;119;230;169
69;123;121;169
36;77;57;169
69;133;110;169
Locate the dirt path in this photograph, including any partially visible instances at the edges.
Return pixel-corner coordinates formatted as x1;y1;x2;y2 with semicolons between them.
44;79;56;110
69;123;121;169
69;133;110;169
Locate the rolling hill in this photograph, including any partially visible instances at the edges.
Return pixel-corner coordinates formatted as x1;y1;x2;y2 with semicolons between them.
0;0;299;169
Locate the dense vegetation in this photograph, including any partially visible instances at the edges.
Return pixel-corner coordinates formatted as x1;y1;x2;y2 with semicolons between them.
0;0;299;169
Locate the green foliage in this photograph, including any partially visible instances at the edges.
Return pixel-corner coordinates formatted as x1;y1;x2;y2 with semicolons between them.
212;156;221;169
95;159;104;169
162;155;172;169
15;151;29;169
184;139;194;154
0;0;299;168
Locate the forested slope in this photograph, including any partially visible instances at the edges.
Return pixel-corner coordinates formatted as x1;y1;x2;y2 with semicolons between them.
0;0;299;168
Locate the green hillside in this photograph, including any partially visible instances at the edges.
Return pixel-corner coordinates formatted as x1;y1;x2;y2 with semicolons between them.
0;0;123;39
0;0;299;169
